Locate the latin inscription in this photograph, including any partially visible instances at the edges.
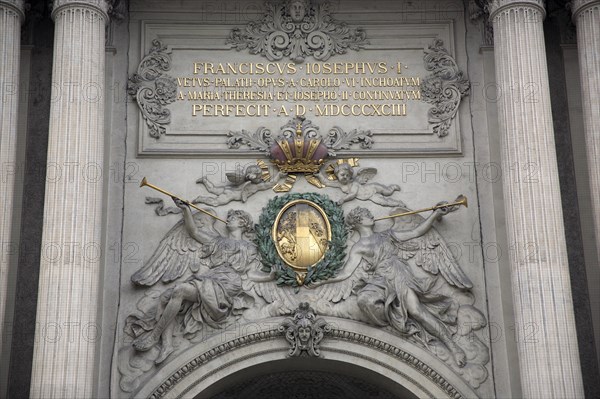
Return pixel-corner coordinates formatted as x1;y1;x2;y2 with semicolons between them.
175;62;421;118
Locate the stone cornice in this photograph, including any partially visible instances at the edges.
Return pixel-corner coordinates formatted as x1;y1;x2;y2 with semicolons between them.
572;0;600;20
0;0;26;20
51;0;109;22
488;0;546;20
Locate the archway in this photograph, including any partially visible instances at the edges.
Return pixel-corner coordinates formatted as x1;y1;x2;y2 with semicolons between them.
199;358;419;398
133;318;479;398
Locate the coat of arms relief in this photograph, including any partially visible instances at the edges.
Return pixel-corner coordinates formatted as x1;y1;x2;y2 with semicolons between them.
119;117;489;395
121;0;483;396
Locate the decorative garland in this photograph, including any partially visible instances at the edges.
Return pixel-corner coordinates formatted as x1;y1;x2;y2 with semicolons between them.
256;193;347;287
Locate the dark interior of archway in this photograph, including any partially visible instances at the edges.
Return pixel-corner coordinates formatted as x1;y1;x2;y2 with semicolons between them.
196;357;419;399
209;370;404;399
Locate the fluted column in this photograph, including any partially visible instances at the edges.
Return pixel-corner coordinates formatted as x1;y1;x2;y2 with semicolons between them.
489;1;585;398
572;0;600;262
30;1;108;397
0;0;25;358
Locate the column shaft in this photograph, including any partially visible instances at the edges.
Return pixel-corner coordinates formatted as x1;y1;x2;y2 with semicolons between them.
0;0;25;360
572;0;600;262
29;1;108;397
490;0;585;397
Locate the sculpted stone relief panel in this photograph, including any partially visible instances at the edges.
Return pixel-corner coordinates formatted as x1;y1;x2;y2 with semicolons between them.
117;1;492;398
117;119;490;397
127;0;467;156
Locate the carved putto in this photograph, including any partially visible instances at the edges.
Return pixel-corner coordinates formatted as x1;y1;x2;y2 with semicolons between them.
120;120;489;395
194;161;280;206
227;116;374;191
319;159;404;207
279;302;330;357
227;0;369;63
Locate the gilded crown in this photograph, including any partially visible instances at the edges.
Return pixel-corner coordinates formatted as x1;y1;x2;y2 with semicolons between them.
270;121;328;174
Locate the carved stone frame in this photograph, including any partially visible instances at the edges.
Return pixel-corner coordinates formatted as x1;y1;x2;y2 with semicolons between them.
129;21;464;157
131;318;480;399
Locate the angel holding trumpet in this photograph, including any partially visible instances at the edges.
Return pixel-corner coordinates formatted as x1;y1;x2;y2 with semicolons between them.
309;195;474;367
127;185;273;364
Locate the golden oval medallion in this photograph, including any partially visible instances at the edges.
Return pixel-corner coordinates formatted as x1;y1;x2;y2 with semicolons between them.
272;199;332;272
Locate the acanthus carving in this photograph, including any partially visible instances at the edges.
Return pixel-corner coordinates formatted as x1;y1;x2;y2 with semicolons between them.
227;117;375;155
325;127;374;156
226;0;368;63
279;302;330;357
128;40;177;138
227;127;274;155
420;39;470;137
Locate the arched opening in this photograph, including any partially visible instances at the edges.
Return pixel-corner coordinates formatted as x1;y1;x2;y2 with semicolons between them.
196;358;419;399
132;318;479;398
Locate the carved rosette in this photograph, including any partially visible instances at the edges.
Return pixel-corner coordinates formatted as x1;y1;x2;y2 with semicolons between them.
227;1;368;63
128;40;177;138
279;302;331;357
420;39;470;137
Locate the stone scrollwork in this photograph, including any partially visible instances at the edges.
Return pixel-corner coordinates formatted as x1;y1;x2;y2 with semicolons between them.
324;126;374;156
227;0;368;63
128;39;177;138
227;117;376;155
227;127;274;155
420;39;470;137
279;302;331;357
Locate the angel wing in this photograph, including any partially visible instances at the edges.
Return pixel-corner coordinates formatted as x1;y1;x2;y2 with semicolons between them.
390;211;473;290
312;260;369;303
240;181;255;203
131;214;215;286
355;167;377;184
247;279;299;309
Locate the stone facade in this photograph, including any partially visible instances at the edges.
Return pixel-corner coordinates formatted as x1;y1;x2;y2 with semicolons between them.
0;0;599;398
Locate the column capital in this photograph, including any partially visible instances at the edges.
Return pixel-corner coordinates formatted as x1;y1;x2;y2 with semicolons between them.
571;0;600;20
0;0;26;21
51;0;109;23
489;0;546;20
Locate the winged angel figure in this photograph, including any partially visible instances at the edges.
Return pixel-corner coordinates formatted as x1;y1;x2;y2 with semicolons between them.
310;202;483;369
193;164;281;206
320;161;404;207
122;196;488;388
125;199;274;364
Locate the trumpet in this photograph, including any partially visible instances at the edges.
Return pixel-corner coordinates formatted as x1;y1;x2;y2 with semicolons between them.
140;177;228;224
374;195;468;222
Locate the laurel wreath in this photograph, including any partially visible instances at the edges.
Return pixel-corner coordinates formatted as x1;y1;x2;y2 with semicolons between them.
255;193;347;288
